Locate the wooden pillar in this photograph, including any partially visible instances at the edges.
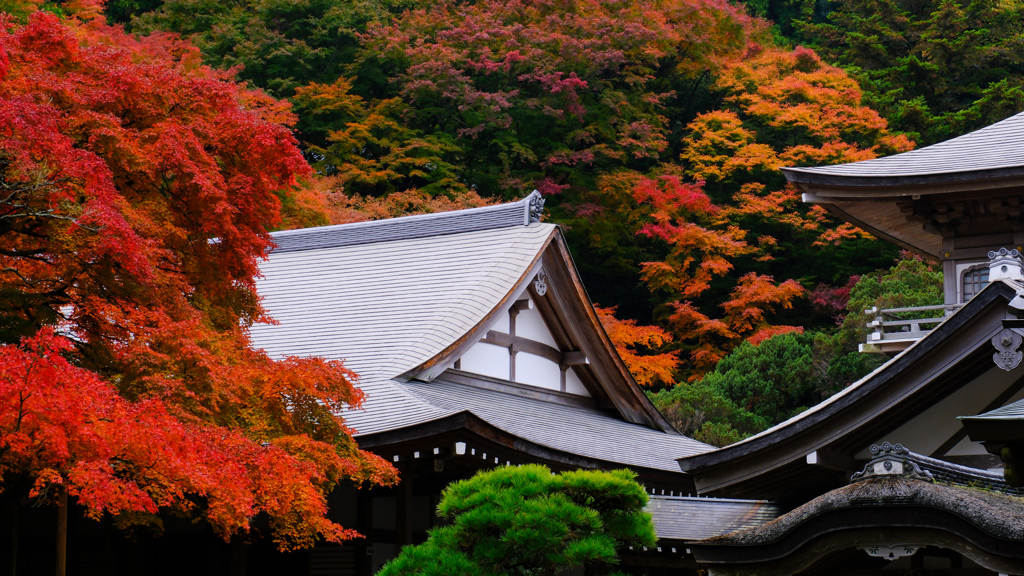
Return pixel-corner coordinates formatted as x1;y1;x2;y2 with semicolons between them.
396;471;413;551
55;488;67;576
357;488;373;576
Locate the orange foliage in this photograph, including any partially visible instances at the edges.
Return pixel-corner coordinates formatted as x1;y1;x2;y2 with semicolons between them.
720;273;805;335
681;43;915;252
279;176;497;228
589;171;807;377
594;305;680;386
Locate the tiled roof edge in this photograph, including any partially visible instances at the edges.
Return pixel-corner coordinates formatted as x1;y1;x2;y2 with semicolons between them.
270;190;545;253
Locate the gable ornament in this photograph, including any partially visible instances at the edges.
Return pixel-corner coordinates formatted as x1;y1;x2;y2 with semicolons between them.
860;545;919;561
992;328;1023;371
533;269;548;296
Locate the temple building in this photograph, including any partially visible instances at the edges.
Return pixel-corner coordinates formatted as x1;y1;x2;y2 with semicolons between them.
678;110;1024;574
243;112;1024;575
250;193;773;574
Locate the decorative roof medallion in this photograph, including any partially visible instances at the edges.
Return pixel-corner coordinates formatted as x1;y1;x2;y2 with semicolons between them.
533;269;548;296
860;545;920;561
992;328;1023;371
528;193;545;223
989;247;1024;282
850;442;934;482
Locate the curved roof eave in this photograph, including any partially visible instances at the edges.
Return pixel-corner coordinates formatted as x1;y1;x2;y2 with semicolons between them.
687;476;1024;575
354;410;698;484
782;164;1024;190
676;280;1017;487
781;110;1024;190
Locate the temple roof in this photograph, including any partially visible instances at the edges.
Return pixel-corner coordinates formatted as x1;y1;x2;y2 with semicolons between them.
250;194;707;475
399;377;710;472
963;396;1024;421
677;279;1024;498
783;111;1024;187
646;495;781;541
688;476;1024;575
782;111;1024;258
252;205;555;434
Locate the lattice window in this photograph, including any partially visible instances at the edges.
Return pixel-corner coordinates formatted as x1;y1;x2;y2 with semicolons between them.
962;266;989;302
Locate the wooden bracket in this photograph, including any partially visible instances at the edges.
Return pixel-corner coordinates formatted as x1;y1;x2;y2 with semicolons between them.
806;448;855;472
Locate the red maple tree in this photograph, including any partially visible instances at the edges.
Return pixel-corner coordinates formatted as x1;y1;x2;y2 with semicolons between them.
0;8;395;553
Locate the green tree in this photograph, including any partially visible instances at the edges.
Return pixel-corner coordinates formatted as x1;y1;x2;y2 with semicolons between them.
129;0;424;97
648;380;767;446
377;465;656;576
843;253;945;344
794;0;1024;145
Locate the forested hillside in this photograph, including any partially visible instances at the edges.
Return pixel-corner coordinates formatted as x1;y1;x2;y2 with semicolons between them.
9;0;1023;448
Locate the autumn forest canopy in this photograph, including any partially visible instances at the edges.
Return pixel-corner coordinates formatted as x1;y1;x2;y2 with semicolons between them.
0;0;1022;549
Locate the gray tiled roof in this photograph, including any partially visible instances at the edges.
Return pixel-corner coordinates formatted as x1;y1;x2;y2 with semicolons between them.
403;379;711;471
252;205;556;435
964;397;1024;420
270;192;541;253
646;495;781;541
783;110;1024;183
250;197;710;470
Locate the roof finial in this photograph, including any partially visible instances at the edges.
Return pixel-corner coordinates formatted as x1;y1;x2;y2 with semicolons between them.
527;190;545;224
989;247;1024;283
850;442;933;483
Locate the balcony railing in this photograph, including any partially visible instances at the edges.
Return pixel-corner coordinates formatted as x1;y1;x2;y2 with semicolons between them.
860;303;963;353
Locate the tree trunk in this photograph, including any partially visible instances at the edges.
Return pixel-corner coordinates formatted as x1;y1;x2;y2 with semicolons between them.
230;534;247;576
55;488;67;576
9;501;18;576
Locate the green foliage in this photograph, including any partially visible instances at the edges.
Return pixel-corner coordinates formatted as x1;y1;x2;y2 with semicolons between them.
793;0;1024;145
843;253;944;343
376;465;655;576
699;332;816;423
292;78;467;196
648;380;767;446
650;329;886;444
129;0;425;97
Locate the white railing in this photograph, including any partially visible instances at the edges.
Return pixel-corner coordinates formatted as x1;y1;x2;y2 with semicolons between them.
860;304;963;353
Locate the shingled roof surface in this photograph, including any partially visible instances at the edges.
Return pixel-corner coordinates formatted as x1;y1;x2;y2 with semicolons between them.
250;194;712;471
404;379;711;470
646;495;781;541
965;396;1024;420
783;110;1024;184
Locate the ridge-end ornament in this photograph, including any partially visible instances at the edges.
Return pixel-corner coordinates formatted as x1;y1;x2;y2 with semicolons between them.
528;193;545;223
993;328;1023;371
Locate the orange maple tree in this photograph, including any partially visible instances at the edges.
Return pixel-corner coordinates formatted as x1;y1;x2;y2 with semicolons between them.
0;10;395;549
594;305;680;387
585;170;804;376
681;44;914;257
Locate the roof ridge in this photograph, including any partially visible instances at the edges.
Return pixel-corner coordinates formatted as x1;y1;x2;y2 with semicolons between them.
782;110;1024;182
270;191;545;253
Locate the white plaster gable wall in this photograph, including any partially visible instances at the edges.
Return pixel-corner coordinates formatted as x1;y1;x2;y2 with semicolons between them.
516;353;563;390
458;342;510;381
564;367;588;396
456;291;591;396
516;303;558;347
858;363;1024;459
